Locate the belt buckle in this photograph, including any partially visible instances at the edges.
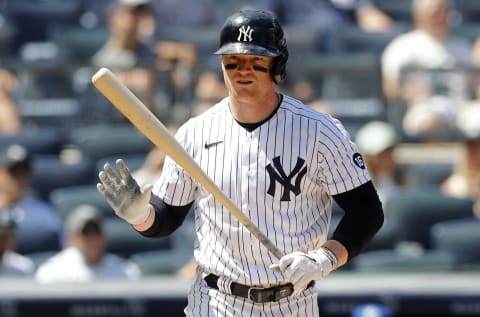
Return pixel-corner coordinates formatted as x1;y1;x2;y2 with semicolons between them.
248;287;269;303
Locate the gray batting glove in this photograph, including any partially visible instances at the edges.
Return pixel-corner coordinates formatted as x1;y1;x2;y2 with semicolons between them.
97;159;152;225
269;250;335;296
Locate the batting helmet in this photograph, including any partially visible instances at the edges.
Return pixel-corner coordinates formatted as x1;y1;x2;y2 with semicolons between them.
214;9;288;84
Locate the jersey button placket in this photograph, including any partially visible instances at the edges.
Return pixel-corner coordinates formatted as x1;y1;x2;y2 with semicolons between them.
240;133;254;212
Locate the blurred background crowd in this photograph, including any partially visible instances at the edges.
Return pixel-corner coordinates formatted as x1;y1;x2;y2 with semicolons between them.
0;0;480;282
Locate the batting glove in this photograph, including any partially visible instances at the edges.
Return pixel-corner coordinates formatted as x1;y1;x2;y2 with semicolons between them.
269;248;338;296
97;159;152;225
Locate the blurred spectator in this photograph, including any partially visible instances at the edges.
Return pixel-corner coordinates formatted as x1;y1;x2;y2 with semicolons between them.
190;70;228;117
441;105;480;202
122;0;157;42
148;0;220;28
475;199;480;220
155;39;197;115
132;124;179;186
355;121;409;202
381;0;474;103
0;144;62;238
0;210;34;277
308;98;332;115
91;0;158;111
261;0;393;33
132;147;166;187
0;68;21;135
35;205;141;283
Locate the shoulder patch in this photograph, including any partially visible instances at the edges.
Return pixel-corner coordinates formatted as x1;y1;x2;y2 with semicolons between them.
352;153;366;169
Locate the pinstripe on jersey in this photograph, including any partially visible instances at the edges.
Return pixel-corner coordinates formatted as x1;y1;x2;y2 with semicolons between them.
153;94;370;312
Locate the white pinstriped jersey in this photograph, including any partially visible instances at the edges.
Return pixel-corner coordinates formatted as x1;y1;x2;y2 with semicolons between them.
153;94;370;287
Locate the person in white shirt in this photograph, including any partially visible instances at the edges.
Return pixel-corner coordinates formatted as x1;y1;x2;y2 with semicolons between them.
381;0;474;103
381;0;480;139
35;204;140;283
0;210;34;277
442;106;480;203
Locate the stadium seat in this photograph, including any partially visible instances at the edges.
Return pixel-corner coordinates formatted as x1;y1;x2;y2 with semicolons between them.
103;218;172;258
15;226;61;255
296;53;383;100
3;0;82;49
430;218;480;269
0;128;65;155
0;13;17;56
49;26;109;63
283;26;324;55
330;202;396;252
129;249;193;275
18;98;82;130
49;184;113;220
371;0;413;24
409;162;453;187
451;23;480;43
382;189;474;249
31;154;95;200
456;1;480;24
330;27;406;55
155;26;218;57
68;124;152;163
95;153;147;176
321;98;386;137
26;250;57;270
351;249;455;272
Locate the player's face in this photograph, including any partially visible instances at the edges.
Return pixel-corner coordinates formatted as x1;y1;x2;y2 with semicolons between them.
221;54;275;102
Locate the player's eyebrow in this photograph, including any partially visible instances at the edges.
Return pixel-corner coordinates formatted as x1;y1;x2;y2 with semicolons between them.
252;56;268;62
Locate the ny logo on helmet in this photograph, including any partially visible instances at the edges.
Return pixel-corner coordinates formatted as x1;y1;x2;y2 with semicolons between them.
266;156;307;201
237;25;253;42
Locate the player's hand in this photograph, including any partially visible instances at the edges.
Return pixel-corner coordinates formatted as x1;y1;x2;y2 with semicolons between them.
97;159;152;225
269;250;335;296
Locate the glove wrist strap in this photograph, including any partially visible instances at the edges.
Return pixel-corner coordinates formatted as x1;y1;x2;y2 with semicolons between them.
309;247;338;270
132;205;155;230
128;204;152;225
319;247;338;269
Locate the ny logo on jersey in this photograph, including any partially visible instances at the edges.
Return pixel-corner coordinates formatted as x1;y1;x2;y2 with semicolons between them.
237;25;253;42
266;156;307;201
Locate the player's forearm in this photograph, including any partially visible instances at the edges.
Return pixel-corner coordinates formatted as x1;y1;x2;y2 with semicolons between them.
134;195;193;237
332;181;384;260
320;240;348;269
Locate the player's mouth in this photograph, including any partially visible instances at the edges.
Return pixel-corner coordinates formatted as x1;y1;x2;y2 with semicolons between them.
236;79;254;85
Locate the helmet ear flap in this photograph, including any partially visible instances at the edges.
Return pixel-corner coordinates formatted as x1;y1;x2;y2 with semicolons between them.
271;34;288;84
271;50;287;84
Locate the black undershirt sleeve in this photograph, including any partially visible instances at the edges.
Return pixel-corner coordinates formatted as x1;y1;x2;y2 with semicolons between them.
331;181;384;261
136;194;193;238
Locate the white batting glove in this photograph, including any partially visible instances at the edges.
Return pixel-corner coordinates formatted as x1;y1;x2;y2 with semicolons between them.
269;248;337;296
97;159;152;225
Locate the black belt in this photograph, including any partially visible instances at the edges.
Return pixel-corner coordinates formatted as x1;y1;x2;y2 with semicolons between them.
204;273;295;303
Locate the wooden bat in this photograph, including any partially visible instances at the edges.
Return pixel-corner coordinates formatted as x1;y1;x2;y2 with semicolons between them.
91;67;285;260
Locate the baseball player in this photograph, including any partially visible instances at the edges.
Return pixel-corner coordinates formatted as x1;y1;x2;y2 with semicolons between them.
98;9;384;316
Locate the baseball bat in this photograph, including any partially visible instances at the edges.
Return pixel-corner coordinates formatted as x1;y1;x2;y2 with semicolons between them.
91;67;285;260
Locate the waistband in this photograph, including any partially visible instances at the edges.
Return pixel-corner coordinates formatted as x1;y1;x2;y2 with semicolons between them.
204;273;296;303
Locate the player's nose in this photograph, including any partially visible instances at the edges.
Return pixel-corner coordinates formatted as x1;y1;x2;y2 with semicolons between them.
236;59;253;71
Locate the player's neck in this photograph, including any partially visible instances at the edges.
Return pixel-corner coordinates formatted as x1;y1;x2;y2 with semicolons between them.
229;92;281;124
